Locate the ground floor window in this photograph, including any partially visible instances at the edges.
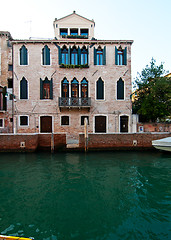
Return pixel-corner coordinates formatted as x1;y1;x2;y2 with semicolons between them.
20;116;28;126
81;116;89;125
0;118;4;128
61;116;69;125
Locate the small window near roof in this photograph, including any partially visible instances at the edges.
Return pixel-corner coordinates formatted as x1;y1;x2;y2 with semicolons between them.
70;28;78;35
60;28;68;36
61;116;69;125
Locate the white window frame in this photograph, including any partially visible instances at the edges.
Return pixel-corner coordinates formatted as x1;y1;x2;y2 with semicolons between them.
0;118;4;128
19;115;29;127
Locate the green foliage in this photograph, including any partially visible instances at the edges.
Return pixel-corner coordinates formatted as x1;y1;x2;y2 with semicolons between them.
133;59;171;122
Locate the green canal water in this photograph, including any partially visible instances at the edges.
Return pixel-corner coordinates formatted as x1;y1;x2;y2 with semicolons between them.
0;151;171;240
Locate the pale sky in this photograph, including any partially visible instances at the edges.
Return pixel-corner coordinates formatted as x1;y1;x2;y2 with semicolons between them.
1;0;171;82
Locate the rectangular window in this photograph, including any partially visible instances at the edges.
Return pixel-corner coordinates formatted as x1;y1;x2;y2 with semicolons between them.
8;64;13;71
80;29;88;37
20;116;28;126
8;79;13;88
0;118;4;128
70;29;78;36
61;116;69;125
60;28;68;36
81;116;89;125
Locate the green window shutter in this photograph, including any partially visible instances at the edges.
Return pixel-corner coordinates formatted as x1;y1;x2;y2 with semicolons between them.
94;47;97;65
117;78;124;99
115;46;118;65
123;47;127;65
20;77;28;99
3;87;7;111
40;78;43;99
58;46;62;65
50;78;53;99
103;46;106;65
68;47;71;65
87;46;89;65
78;46;81;65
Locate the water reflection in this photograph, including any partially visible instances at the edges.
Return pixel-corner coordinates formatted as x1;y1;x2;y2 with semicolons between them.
0;152;170;240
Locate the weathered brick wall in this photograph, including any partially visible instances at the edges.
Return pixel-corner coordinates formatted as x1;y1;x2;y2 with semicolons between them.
137;123;171;132
79;133;171;150
0;134;38;152
38;133;66;150
0;133;66;152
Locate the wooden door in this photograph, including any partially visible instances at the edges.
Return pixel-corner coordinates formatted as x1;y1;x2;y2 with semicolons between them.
95;116;106;133
120;116;128;132
40;116;52;133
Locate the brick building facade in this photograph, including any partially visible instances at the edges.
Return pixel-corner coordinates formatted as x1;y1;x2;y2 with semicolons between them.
0;31;13;133
11;12;134;143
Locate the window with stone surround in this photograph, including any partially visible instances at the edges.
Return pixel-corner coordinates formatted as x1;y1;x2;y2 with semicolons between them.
0;118;4;128
61;78;69;98
61;116;69;125
40;77;53;99
19;116;29;126
20;77;28;99
42;45;50;65
20;45;28;65
96;77;104;100
81;116;89;125
117;78;124;100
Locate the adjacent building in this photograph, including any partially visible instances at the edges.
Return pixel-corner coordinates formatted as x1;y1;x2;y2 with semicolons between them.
5;12;134;142
0;31;13;133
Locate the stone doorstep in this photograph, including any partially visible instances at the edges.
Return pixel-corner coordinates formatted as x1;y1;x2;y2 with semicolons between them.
66;143;79;148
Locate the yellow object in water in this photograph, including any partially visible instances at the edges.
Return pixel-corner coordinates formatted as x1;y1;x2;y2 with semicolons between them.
0;235;34;240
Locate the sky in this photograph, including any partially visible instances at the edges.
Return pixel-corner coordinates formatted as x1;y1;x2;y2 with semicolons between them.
1;0;171;82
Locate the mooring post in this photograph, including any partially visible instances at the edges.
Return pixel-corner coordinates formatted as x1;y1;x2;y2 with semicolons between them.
84;118;88;152
51;132;54;153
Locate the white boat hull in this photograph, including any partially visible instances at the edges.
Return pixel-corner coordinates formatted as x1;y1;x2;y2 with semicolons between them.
152;137;171;152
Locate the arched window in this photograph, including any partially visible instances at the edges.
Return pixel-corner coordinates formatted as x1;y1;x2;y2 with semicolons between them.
40;77;53;99
20;77;28;99
115;46;127;65
20;45;28;65
96;78;104;100
61;46;68;64
81;78;88;98
61;78;69;97
97;47;103;65
117;78;124;100
81;46;88;65
71;78;79;98
42;45;50;65
71;46;78;65
94;46;106;65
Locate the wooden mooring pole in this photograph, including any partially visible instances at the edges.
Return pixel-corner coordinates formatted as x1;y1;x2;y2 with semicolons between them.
51;132;54;153
84;118;88;152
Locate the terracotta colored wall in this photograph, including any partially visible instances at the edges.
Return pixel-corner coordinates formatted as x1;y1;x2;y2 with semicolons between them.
79;133;171;150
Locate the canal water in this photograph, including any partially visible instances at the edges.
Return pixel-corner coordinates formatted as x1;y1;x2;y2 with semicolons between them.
0;151;171;240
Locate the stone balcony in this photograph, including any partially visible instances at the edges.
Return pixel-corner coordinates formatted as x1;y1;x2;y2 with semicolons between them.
59;97;91;109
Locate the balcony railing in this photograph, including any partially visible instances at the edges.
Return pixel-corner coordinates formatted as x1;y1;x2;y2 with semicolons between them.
59;97;91;108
